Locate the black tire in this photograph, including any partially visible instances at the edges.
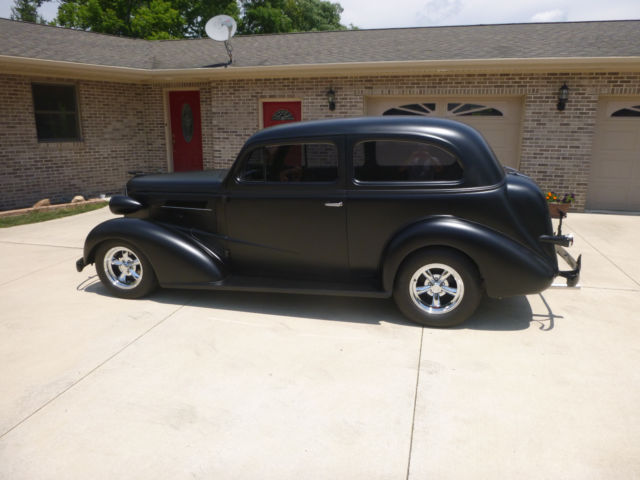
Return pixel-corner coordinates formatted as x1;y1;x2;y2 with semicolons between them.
95;240;157;299
393;248;482;327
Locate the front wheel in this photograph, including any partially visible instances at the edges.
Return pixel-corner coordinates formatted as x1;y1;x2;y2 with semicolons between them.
95;241;157;299
393;248;482;327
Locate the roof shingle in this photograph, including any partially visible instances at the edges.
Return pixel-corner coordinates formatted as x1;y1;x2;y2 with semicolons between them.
1;18;639;70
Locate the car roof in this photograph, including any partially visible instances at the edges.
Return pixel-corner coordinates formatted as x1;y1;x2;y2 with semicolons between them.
245;117;506;186
250;116;473;141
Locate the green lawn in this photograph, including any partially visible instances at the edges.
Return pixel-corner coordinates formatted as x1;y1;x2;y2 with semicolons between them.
0;202;108;228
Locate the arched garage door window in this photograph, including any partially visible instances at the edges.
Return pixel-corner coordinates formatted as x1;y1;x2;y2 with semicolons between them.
611;105;640;117
383;102;502;117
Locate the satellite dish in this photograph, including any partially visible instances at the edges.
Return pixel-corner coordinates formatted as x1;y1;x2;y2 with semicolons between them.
205;15;237;42
205;15;237;66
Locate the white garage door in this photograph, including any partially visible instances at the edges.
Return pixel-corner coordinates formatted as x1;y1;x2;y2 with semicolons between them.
366;96;523;169
587;97;640;211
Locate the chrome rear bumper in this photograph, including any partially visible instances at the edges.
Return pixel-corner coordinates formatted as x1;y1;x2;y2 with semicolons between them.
551;245;582;288
540;221;582;289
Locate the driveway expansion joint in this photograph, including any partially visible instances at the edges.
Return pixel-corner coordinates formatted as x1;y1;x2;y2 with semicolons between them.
567;222;640;289
0;240;81;250
0;253;80;288
0;302;190;440
405;327;424;480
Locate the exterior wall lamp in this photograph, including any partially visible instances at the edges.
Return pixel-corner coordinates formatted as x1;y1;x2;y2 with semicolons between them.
327;88;336;111
557;83;569;111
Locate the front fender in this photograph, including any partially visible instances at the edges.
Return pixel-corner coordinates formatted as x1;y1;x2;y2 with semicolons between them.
83;218;225;286
382;216;557;298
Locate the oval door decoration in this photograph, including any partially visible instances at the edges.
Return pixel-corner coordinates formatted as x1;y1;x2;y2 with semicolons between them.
181;103;194;143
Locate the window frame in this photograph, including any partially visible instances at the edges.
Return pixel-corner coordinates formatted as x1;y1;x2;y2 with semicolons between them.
233;140;342;186
31;82;82;142
349;136;465;188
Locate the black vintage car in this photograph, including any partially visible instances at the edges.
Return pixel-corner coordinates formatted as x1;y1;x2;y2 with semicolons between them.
77;117;580;327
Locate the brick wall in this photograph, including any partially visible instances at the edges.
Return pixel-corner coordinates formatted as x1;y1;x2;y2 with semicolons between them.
1;70;639;210
208;72;640;211
0;74;167;209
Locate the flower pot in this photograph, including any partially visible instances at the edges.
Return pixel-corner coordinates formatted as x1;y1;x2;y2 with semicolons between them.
548;203;570;219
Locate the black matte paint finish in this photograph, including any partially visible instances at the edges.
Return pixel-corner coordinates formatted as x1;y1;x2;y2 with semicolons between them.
79;117;566;305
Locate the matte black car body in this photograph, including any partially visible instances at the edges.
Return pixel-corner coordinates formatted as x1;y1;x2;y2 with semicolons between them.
78;117;579;326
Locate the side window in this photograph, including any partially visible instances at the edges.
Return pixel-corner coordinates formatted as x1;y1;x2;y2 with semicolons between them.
237;143;338;183
353;140;463;182
32;83;81;141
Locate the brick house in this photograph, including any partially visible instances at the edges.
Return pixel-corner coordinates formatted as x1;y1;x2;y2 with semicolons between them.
1;18;639;211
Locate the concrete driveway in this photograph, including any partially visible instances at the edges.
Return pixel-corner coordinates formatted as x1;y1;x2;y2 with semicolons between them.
1;208;639;479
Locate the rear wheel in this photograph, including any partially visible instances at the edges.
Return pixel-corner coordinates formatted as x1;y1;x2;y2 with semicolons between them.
95;241;157;299
393;248;482;327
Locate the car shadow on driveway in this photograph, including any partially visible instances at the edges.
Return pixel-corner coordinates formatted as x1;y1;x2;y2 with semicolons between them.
78;276;555;331
461;295;557;331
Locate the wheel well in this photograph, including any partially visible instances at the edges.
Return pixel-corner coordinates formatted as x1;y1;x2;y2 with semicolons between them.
87;238;140;266
86;242;100;265
391;245;484;289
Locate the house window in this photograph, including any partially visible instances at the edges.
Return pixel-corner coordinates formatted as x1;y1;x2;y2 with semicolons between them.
353;140;463;182
32;83;81;141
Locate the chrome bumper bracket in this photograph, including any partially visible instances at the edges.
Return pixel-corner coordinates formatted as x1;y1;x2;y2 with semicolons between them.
553;245;582;289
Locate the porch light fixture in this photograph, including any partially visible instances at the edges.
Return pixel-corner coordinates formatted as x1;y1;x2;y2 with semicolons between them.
327;88;336;111
557;83;569;111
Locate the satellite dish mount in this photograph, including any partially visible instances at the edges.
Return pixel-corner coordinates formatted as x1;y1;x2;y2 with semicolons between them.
205;15;237;67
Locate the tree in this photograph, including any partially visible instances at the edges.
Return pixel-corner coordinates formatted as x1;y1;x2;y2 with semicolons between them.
239;0;347;34
286;0;344;32
56;0;185;39
10;0;49;23
172;0;240;37
52;0;350;39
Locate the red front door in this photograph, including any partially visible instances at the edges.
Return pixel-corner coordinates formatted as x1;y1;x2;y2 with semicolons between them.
262;101;302;128
169;91;203;171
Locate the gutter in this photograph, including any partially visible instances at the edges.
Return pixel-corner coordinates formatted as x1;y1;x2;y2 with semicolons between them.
1;54;639;83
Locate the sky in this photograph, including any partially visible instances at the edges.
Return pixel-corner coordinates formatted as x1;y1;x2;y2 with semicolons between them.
0;0;639;29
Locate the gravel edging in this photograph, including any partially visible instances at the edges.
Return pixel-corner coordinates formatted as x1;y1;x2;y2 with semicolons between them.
0;199;108;219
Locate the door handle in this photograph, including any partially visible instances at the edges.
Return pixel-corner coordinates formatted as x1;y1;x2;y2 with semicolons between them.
324;201;343;208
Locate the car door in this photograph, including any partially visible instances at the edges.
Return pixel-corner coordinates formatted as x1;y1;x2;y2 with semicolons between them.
345;135;466;277
224;139;348;280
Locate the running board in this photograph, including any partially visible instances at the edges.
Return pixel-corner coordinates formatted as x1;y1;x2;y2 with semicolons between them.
161;275;391;298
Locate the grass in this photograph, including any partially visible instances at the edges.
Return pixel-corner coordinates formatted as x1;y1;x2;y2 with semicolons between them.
0;201;108;228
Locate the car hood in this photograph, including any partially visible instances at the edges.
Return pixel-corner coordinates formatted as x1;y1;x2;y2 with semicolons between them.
126;169;228;195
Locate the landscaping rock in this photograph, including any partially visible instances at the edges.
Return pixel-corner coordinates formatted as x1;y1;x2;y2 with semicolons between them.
71;195;86;203
33;198;51;208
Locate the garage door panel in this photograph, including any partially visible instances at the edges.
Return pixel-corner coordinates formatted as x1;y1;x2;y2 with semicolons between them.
592;153;635;180
467;127;504;146
588;179;631;210
589;191;628;211
366;96;522;169
600;129;639;150
588;97;640;211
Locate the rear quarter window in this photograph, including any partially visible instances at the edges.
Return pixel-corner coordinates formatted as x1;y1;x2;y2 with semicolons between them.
353;140;463;182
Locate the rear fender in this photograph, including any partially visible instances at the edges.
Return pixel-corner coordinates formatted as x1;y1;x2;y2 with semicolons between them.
382;216;557;298
83;218;225;286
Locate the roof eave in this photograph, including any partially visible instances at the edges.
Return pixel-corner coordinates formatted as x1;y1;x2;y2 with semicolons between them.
153;57;640;80
0;55;150;82
1;54;639;83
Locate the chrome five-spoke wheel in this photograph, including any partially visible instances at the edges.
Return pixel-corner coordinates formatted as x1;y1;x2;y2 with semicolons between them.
103;246;143;290
410;263;464;314
394;248;482;327
95;241;157;299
